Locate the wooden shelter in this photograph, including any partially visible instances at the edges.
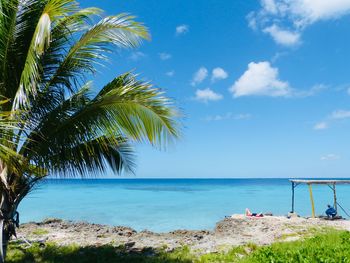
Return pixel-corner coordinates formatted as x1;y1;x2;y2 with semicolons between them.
290;179;350;218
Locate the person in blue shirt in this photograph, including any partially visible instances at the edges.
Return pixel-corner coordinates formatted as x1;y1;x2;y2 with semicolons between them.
325;204;337;218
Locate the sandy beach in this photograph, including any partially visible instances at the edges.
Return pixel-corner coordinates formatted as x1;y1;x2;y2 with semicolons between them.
14;215;350;254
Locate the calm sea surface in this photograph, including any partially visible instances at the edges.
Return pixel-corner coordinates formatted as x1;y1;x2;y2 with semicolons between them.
18;179;350;232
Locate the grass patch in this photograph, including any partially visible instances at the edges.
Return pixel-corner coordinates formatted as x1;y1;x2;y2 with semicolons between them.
278;225;334;241
197;243;258;263
6;243;195;263
6;229;350;262
242;229;350;263
278;232;299;240
31;229;49;236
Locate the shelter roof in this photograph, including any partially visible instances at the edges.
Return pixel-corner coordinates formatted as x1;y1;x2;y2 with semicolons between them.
290;179;350;184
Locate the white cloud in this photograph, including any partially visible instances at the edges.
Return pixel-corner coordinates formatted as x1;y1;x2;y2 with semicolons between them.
313;109;350;130
330;110;350;119
211;67;228;82
293;84;327;98
230;62;324;99
260;0;350;26
288;0;350;26
229;61;290;97
247;12;258;30
204;113;252;121
250;0;350;46
347;87;350;95
263;25;301;46
166;70;175;77
271;51;288;63
314;122;328;130
235;113;252;120
191;67;208;86
321;154;340;161
176;24;189;36
159;52;172;60
261;0;278;14
129;51;146;61
194;88;223;102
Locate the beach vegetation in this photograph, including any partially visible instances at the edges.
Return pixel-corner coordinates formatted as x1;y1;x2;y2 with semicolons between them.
5;229;350;262
241;229;350;263
0;0;179;261
31;229;49;236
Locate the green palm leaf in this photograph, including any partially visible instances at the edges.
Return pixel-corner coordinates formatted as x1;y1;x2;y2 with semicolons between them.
48;13;149;94
13;0;80;109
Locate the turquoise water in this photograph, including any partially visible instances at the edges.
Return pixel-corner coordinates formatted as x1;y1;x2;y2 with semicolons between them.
18;179;350;232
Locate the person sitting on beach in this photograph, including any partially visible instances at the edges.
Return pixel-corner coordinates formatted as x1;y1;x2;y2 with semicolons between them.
245;208;263;217
325;204;337;218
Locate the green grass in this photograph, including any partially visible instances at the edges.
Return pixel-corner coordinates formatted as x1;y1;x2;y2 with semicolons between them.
241;230;350;263
31;229;49;236
6;230;350;263
277;226;334;241
6;243;195;263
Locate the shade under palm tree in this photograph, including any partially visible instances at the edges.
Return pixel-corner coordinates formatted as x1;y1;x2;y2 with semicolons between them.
0;0;180;261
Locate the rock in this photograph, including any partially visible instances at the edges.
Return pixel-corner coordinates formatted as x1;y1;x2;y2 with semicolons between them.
194;234;203;240
287;212;299;218
141;247;156;256
13;215;350;255
41;218;63;224
39;242;46;248
112;226;137;237
125;241;135;248
140;230;157;236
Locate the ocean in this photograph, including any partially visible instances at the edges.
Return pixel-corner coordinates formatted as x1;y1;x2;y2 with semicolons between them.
18;178;350;232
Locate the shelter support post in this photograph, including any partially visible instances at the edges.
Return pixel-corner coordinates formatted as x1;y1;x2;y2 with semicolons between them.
332;183;337;212
291;182;295;213
308;183;316;218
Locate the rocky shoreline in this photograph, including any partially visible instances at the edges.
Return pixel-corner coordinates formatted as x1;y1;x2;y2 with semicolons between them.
14;215;350;253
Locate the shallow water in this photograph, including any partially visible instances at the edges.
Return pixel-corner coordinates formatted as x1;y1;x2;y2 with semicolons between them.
18;178;350;232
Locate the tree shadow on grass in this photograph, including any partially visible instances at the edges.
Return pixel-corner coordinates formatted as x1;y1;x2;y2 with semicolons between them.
7;243;193;263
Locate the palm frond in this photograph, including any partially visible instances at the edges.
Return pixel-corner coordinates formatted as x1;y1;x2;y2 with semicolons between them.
94;73;180;146
41;135;135;177
0;0;19;103
20;73;179;178
12;0;79;109
47;14;149;94
29;73;179;152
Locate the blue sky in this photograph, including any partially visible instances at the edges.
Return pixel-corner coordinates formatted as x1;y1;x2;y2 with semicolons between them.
82;0;350;178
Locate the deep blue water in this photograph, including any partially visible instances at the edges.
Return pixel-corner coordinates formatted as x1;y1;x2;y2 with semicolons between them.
18;179;350;232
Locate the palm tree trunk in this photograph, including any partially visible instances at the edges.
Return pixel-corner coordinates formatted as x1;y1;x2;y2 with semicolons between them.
0;194;9;263
0;219;10;263
0;192;16;263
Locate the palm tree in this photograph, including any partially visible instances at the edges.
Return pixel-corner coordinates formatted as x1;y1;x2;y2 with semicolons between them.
0;0;179;261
